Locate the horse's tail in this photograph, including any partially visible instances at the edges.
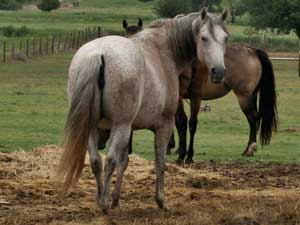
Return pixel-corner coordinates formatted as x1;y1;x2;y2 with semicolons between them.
57;54;105;192
255;49;278;146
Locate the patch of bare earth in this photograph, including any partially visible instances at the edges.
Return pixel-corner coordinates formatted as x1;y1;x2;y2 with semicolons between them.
0;146;299;225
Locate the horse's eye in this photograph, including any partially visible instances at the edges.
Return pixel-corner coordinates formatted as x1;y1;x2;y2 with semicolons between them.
201;36;208;42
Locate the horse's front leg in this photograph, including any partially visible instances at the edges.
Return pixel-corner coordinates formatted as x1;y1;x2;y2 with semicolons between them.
238;95;259;156
154;119;174;209
186;98;201;164
175;98;188;164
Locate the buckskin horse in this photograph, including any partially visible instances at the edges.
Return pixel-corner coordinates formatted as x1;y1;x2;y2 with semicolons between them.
57;9;229;212
173;43;278;163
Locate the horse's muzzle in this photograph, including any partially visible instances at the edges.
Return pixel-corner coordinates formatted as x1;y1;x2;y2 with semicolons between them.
210;67;225;83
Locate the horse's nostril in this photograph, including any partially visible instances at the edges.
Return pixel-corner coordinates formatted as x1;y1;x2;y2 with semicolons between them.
211;67;216;74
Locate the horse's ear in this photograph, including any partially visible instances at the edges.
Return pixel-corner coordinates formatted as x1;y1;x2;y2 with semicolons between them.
138;18;143;28
220;9;228;22
199;7;208;22
123;19;128;29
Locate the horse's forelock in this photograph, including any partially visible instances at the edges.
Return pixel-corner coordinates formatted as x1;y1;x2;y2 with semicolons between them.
204;14;229;41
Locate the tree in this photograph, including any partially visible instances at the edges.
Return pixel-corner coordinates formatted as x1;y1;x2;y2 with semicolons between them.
243;0;300;38
0;0;22;10
222;0;247;23
153;0;191;18
37;0;60;12
191;0;222;11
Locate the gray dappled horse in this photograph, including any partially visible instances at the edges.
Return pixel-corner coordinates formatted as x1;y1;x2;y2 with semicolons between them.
57;8;229;213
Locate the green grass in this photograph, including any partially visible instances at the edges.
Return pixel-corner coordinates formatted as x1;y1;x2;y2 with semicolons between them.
0;0;155;36
0;53;299;163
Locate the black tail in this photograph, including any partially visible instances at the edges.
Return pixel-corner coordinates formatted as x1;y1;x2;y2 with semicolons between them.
255;49;278;146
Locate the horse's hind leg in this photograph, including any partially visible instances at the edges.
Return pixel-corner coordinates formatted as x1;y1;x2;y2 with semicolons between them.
88;129;103;205
175;98;188;164
186;98;201;164
154;119;174;209
100;124;131;213
237;94;259;156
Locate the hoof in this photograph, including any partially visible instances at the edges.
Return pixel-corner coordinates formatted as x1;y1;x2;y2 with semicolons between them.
111;201;120;210
111;194;120;209
175;158;184;165
242;143;257;157
185;158;194;164
99;200;110;214
155;196;165;209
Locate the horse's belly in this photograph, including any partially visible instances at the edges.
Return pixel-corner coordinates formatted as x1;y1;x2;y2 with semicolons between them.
132;92;166;129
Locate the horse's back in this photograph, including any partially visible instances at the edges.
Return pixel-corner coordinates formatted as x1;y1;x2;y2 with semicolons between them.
225;44;262;96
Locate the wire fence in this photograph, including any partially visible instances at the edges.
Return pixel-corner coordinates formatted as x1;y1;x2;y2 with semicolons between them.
0;26;101;63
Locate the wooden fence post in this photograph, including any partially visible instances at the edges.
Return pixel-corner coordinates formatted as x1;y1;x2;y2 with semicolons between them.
51;36;55;53
39;37;42;55
64;33;68;51
97;26;101;38
58;34;62;52
3;41;6;63
20;40;23;52
85;28;88;42
77;31;80;49
26;39;29;57
12;42;15;59
46;37;49;55
32;39;35;56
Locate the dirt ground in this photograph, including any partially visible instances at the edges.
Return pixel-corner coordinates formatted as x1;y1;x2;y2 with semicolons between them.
1;146;299;225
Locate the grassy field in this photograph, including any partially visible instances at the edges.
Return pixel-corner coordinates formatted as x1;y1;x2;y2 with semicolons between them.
0;52;299;163
0;0;155;38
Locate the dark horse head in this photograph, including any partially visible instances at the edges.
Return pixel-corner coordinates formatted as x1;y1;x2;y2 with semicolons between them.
122;18;143;37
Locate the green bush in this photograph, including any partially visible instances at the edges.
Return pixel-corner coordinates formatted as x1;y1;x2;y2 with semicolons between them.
1;25;30;37
0;0;22;10
243;27;258;36
37;0;60;12
153;0;191;18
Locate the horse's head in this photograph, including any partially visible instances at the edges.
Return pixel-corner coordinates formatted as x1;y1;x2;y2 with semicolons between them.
192;8;229;83
123;18;143;37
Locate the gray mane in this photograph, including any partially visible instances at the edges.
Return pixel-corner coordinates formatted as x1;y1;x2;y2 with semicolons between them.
166;13;200;62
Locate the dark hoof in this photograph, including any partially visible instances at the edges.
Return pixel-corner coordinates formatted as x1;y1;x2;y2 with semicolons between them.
185;158;194;164
242;151;254;157
175;158;184;165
